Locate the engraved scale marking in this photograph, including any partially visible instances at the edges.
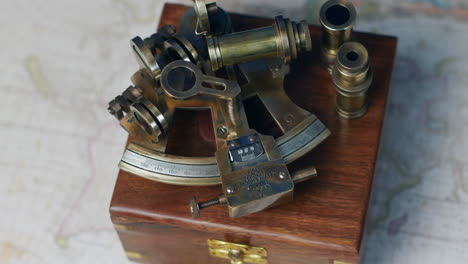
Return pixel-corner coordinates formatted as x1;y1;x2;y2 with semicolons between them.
121;150;220;178
120;119;327;179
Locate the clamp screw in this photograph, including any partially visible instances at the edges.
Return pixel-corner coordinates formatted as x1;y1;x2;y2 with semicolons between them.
189;196;225;218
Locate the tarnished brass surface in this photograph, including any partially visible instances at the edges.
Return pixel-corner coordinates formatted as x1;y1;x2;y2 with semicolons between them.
207;16;311;71
217;132;294;218
118;66;330;186
207;239;268;264
319;0;356;73
108;0;333;218
332;42;372;119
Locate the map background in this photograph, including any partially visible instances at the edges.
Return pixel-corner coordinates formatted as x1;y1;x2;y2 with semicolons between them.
1;0;468;263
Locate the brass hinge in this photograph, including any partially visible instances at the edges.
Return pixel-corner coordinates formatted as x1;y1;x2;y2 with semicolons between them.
207;239;268;264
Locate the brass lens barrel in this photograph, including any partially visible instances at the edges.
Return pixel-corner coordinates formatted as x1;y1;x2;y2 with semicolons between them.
319;0;356;73
218;26;277;66
207;16;312;71
332;42;372;119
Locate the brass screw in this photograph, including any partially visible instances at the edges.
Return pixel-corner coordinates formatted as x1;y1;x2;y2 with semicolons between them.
278;171;288;180
217;126;228;137
226;185;235;194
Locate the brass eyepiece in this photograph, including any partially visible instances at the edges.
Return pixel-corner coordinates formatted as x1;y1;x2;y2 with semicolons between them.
332;42;372;119
207;16;312;71
319;0;356;73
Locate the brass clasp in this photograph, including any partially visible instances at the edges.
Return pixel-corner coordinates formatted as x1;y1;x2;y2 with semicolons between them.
207;239;268;264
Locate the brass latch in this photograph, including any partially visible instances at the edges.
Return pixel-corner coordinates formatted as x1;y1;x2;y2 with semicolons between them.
207;239;268;264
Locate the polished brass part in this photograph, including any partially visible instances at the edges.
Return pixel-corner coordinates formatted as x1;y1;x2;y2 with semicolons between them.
319;0;356;73
129;97;167;142
109;85;168;142
208;239;268;264
131;36;163;79
170;33;203;67
291;166;318;183
131;31;202;81
164;38;191;62
160;61;240;101
332;42;372;119
194;0;213;35
207;16;312;71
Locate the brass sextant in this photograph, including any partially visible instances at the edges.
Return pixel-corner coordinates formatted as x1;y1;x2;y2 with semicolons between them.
108;0;334;218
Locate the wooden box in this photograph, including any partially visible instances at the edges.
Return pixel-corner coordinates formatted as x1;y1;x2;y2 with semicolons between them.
110;3;397;264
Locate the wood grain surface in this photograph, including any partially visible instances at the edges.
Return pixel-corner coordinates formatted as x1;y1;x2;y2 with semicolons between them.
110;3;397;264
